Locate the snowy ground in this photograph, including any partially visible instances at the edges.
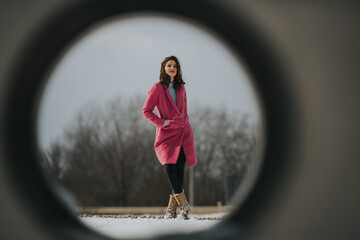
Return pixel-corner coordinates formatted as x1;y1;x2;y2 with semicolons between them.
80;213;226;239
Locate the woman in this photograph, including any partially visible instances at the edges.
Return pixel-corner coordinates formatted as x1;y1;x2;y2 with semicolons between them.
142;56;197;220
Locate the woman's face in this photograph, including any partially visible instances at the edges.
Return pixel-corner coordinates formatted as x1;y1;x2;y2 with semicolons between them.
164;60;177;79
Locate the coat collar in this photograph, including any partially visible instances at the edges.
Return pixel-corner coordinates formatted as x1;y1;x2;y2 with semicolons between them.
161;82;182;114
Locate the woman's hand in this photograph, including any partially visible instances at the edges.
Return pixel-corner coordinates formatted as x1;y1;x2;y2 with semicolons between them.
164;119;174;126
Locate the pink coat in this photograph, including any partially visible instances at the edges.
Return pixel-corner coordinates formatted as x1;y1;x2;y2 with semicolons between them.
142;82;197;167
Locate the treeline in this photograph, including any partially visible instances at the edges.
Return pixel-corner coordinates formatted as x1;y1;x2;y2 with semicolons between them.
40;95;258;206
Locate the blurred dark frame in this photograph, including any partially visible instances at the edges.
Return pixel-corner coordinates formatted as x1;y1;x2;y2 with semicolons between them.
3;0;359;239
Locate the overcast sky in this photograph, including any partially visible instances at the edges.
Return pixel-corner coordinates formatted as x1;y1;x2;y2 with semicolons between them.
37;13;261;150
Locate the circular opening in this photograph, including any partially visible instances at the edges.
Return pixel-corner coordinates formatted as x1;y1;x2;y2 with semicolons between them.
36;13;264;239
4;1;291;239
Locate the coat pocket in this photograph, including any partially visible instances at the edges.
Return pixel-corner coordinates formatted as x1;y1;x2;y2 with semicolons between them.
164;118;184;129
163;119;182;129
163;119;174;129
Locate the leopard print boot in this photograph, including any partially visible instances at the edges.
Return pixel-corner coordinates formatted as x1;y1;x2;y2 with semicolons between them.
173;190;191;220
164;194;178;219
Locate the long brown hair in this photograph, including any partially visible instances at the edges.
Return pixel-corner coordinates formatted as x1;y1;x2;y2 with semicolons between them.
159;55;185;90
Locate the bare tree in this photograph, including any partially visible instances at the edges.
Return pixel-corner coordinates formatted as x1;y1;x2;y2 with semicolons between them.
40;95;259;206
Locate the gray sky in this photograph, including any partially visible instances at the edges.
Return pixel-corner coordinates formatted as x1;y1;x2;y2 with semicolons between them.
37;13;261;150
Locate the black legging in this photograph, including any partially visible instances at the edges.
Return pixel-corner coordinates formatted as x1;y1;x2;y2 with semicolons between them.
164;146;186;194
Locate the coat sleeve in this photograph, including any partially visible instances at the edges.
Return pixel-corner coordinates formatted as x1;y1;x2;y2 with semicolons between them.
184;85;189;119
142;84;166;128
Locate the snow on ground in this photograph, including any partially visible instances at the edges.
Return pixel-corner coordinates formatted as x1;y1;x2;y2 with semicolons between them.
80;213;226;239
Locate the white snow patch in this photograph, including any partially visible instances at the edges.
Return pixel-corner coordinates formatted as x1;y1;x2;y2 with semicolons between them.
80;213;226;239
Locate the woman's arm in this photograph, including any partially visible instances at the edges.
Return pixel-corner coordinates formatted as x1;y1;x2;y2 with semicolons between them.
142;84;166;128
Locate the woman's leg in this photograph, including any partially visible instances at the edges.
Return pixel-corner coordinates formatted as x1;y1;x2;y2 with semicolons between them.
165;146;191;219
172;147;191;219
176;146;186;190
164;146;187;194
164;164;183;194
